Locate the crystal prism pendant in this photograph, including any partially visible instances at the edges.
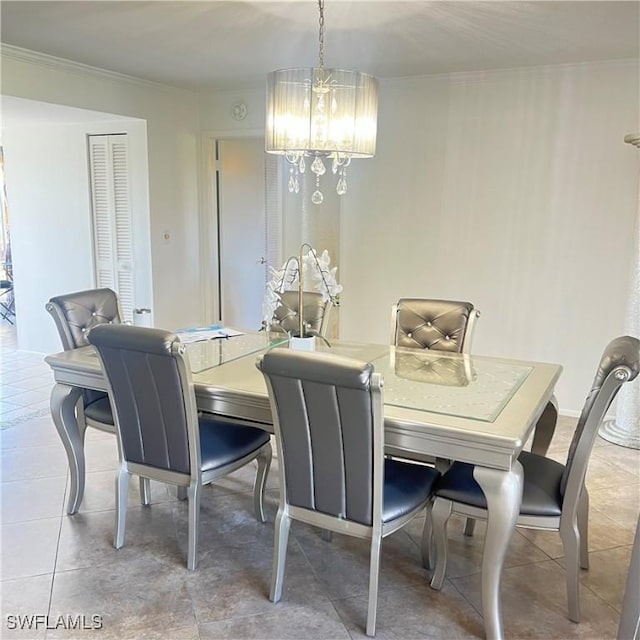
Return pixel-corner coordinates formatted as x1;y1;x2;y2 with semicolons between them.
311;190;324;205
294;176;300;194
311;156;326;176
299;156;306;174
336;176;347;195
288;174;296;193
332;157;339;175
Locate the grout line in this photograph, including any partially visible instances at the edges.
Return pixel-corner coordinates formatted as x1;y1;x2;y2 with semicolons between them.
44;475;68;640
449;575;484;619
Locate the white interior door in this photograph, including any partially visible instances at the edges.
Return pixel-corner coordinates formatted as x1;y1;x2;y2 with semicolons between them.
218;138;268;330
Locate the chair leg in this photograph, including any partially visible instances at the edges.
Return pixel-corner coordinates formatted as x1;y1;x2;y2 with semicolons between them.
366;533;382;637
578;489;589;570
560;518;581;623
253;445;272;523
270;507;291;603
421;503;434;570
187;481;202;571
430;498;453;590
114;466;130;549
139;478;151;506
464;518;476;537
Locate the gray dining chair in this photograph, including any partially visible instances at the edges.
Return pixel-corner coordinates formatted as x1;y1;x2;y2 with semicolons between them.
46;287;151;504
390;298;480;354
256;349;441;636
389;297;558;486
428;335;640;623
387;298;481;468
88;324;272;570
270;290;333;338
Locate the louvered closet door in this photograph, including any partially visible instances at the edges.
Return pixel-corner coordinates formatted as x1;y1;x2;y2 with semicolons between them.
88;134;135;322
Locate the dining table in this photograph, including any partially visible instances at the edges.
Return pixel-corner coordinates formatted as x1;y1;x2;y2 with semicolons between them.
45;332;561;640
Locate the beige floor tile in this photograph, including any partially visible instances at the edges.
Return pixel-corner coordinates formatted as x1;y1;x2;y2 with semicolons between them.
1;476;67;523
0;416;62;450
187;538;331;625
0;442;68;480
1;518;61;580
55;503;182;572
0;573;53;640
592;443;640;478
590;484;640;531
452;559;620;639
333;580;484;638
585;455;640;493
48;560;197;639
578;545;632;612
198;601;351;640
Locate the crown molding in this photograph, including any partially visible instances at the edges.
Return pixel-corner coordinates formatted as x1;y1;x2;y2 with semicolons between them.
0;43;197;96
379;57;640;88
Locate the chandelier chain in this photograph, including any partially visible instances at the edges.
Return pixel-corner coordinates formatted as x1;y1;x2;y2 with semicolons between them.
318;0;325;68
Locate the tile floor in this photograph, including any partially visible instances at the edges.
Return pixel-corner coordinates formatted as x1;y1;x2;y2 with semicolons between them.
1;320;638;639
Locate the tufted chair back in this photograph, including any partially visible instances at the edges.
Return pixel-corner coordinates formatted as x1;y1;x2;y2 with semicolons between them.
47;288;122;407
88;324;198;476
560;336;640;499
270;290;333;338
391;298;480;354
47;288;122;350
257;349;382;526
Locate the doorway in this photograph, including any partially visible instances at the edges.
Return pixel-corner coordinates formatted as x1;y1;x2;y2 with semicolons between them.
211;137;282;331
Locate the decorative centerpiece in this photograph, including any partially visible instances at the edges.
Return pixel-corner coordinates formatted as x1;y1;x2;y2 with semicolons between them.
262;243;342;349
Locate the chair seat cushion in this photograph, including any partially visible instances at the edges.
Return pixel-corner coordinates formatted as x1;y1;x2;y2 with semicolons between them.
198;416;270;473
383;458;440;523
84;394;114;426
435;451;564;517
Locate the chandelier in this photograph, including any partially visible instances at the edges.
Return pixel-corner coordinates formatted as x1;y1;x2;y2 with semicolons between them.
265;0;379;204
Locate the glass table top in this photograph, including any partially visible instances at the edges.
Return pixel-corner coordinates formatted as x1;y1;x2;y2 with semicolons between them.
185;338;534;424
186;332;287;373
372;348;532;422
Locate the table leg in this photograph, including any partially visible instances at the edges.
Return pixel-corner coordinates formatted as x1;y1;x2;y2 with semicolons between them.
50;383;85;515
473;461;523;640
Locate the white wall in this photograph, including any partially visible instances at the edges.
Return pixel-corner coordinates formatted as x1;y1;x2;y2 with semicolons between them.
341;60;639;412
197;62;639;412
1;48;202;337
3;118;152;354
198;62;639;412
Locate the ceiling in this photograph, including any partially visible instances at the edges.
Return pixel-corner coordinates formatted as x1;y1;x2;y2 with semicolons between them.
1;1;638;92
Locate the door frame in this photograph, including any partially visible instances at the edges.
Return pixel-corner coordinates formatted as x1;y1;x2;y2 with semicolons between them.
200;129;264;324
